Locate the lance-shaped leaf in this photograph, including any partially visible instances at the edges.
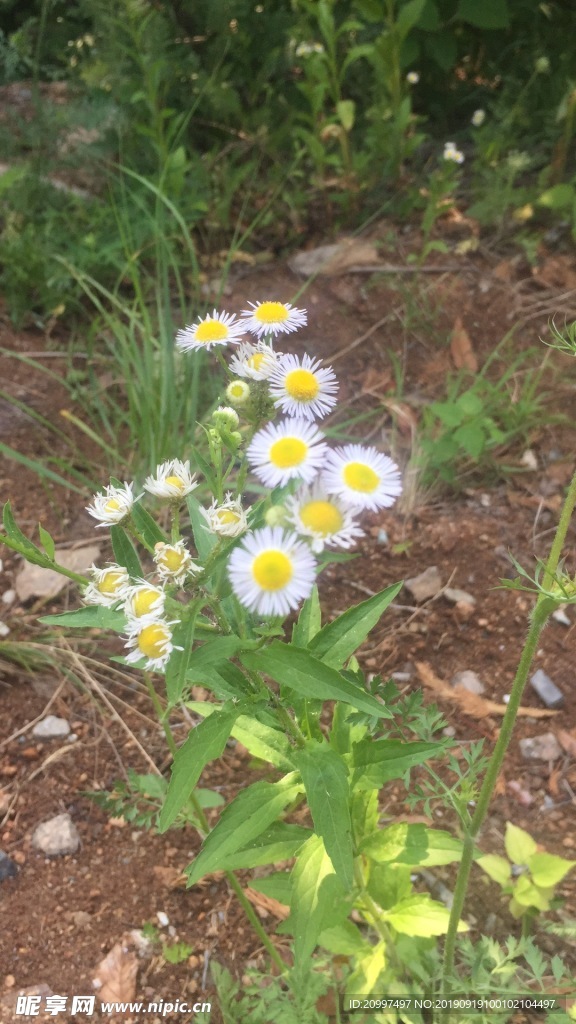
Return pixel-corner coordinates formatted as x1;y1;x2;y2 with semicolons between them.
164;610;198;704
186;494;217;561
292;585;321;647
352;737;446;789
187;700;295;770
110;525;141;578
294;744;353;889
242;643;392;719
185;822;311;874
308;582;402;668
159;702;242;832
186;774;303;885
290;834;345;972
129;501;166;548
40;606;126;631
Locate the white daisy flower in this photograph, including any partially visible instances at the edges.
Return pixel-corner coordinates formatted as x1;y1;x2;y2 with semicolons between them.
226;380;251;406
124;581;166;623
471;109;485;127
124;619;182;672
154;541;199;585
228;526;317;617
285;482;364;554
406;71;420;84
175;310;245;352
202;493;249;537
247;418;327;489
322;444;402;512
268;352;338;421
228;341;281;380
86;482;140;527
84;563;131;606
443;142;465;164
240;300;307;338
143;459;198;501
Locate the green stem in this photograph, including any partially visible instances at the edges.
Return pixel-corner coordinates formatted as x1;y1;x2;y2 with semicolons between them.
441;467;576;999
353;859;403;973
124;519;156;555
170;505;180;544
144;673;177;758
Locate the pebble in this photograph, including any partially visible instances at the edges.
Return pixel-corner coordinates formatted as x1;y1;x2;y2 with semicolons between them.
443;587;476;606
0;621;10;638
529;669;564;709
552;606;571;626
0;850;18;881
519;732;562;762
451;670;485;695
404;566;442;602
32;715;71;740
32;813;81;856
1;589;15;605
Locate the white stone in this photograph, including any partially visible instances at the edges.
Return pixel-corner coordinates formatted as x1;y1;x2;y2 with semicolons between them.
519;733;562;762
1;589;15;605
32;813;80;856
451;670;485;695
405;566;442;602
32;715;71;739
0;621;10;637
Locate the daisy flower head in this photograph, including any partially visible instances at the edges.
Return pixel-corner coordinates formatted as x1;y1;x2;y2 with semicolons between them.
268;352;338;421
175;310;245;353
154;540;199;585
228;340;281;380
286;482;364;554
443;141;465;164
247;418;327;489
226;380;251;407
323;444;402;512
212;406;239;430
144;459;198;501
240;300;307;339
86;481;140;528
84;563;131;606
124;619;182;672
471;109;486;127
228;526;317;617
124;581;166;623
406;71;420;84
202;493;249;538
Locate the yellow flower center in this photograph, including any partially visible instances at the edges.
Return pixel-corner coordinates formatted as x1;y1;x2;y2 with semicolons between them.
104;497;122;514
195;319;228;343
230;383;247;398
300;500;343;536
284;368;319;402
343;462;380;493
137;623;170;659
216;509;241;525
255;301;288;324
131;588;161;616
269;437;308;468
158;547;187;572
252;550;293;591
97;570;125;595
165;474;186;492
247;353;267;371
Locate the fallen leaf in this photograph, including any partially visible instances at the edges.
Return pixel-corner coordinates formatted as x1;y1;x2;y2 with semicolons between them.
557;729;576;758
450;317;478;372
360;366;393;397
15;545;100;601
549;767;561;798
152;865;187;889
243;886;290;921
92;934;140;1003
415;662;558;719
381;399;418;435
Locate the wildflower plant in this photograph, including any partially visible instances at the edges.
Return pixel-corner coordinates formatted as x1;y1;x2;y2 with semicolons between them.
2;308;575;1011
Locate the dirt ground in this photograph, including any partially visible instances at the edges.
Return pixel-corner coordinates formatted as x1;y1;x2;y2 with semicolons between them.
1;220;576;1023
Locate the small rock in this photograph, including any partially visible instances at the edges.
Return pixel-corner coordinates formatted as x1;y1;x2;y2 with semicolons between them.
1;589;15;605
156;911;169;927
70;910;92;929
519;732;562;762
552;606;571;627
15;544;100;602
521;449;538;470
443;587;476;606
529;669;564;709
32;715;71;740
0;850;18;881
405;566;442;602
451;670;485;695
32;813;80;856
0;622;10;638
443;726;456;737
377;528;388;545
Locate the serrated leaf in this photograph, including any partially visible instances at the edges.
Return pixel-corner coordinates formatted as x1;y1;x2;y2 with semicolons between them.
38;525;56;561
294;744;353;889
187;700;295;770
528;852;576;888
351;738;445;789
308;583;402;668
109;525;141;578
319;920;369;956
39;606;126;631
361;824;465;867
242;643;392;719
158;703;242;832
186;775;303;885
505;822;537;866
513;875;550;911
384;894;468;936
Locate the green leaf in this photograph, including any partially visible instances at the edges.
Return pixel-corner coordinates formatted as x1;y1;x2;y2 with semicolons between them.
351;738;445;789
319;920;369;956
456;0;509;29
292;585;321;647
453;421;486;459
204;823;311;873
186;494;217;560
242;643;392;719
336;99;355;131
158;703;242;832
130;501;166;548
346;941;386;996
39;606;126;631
290;834;344;971
186;775;303;885
109;525;141;578
513;875;551;911
294;744;353;889
2;503;47;563
396;0;427;38
249;871;293;906
505;822;537;866
164;611;197;704
538;184;575;209
477;853;511;887
528;852;576;888
38;525;56;561
308;583;402;668
384;894;468;936
360;824;465;867
187;700;295;770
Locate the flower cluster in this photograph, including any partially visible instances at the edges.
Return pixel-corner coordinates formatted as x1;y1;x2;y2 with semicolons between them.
84;301;401;669
443;141;465;165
